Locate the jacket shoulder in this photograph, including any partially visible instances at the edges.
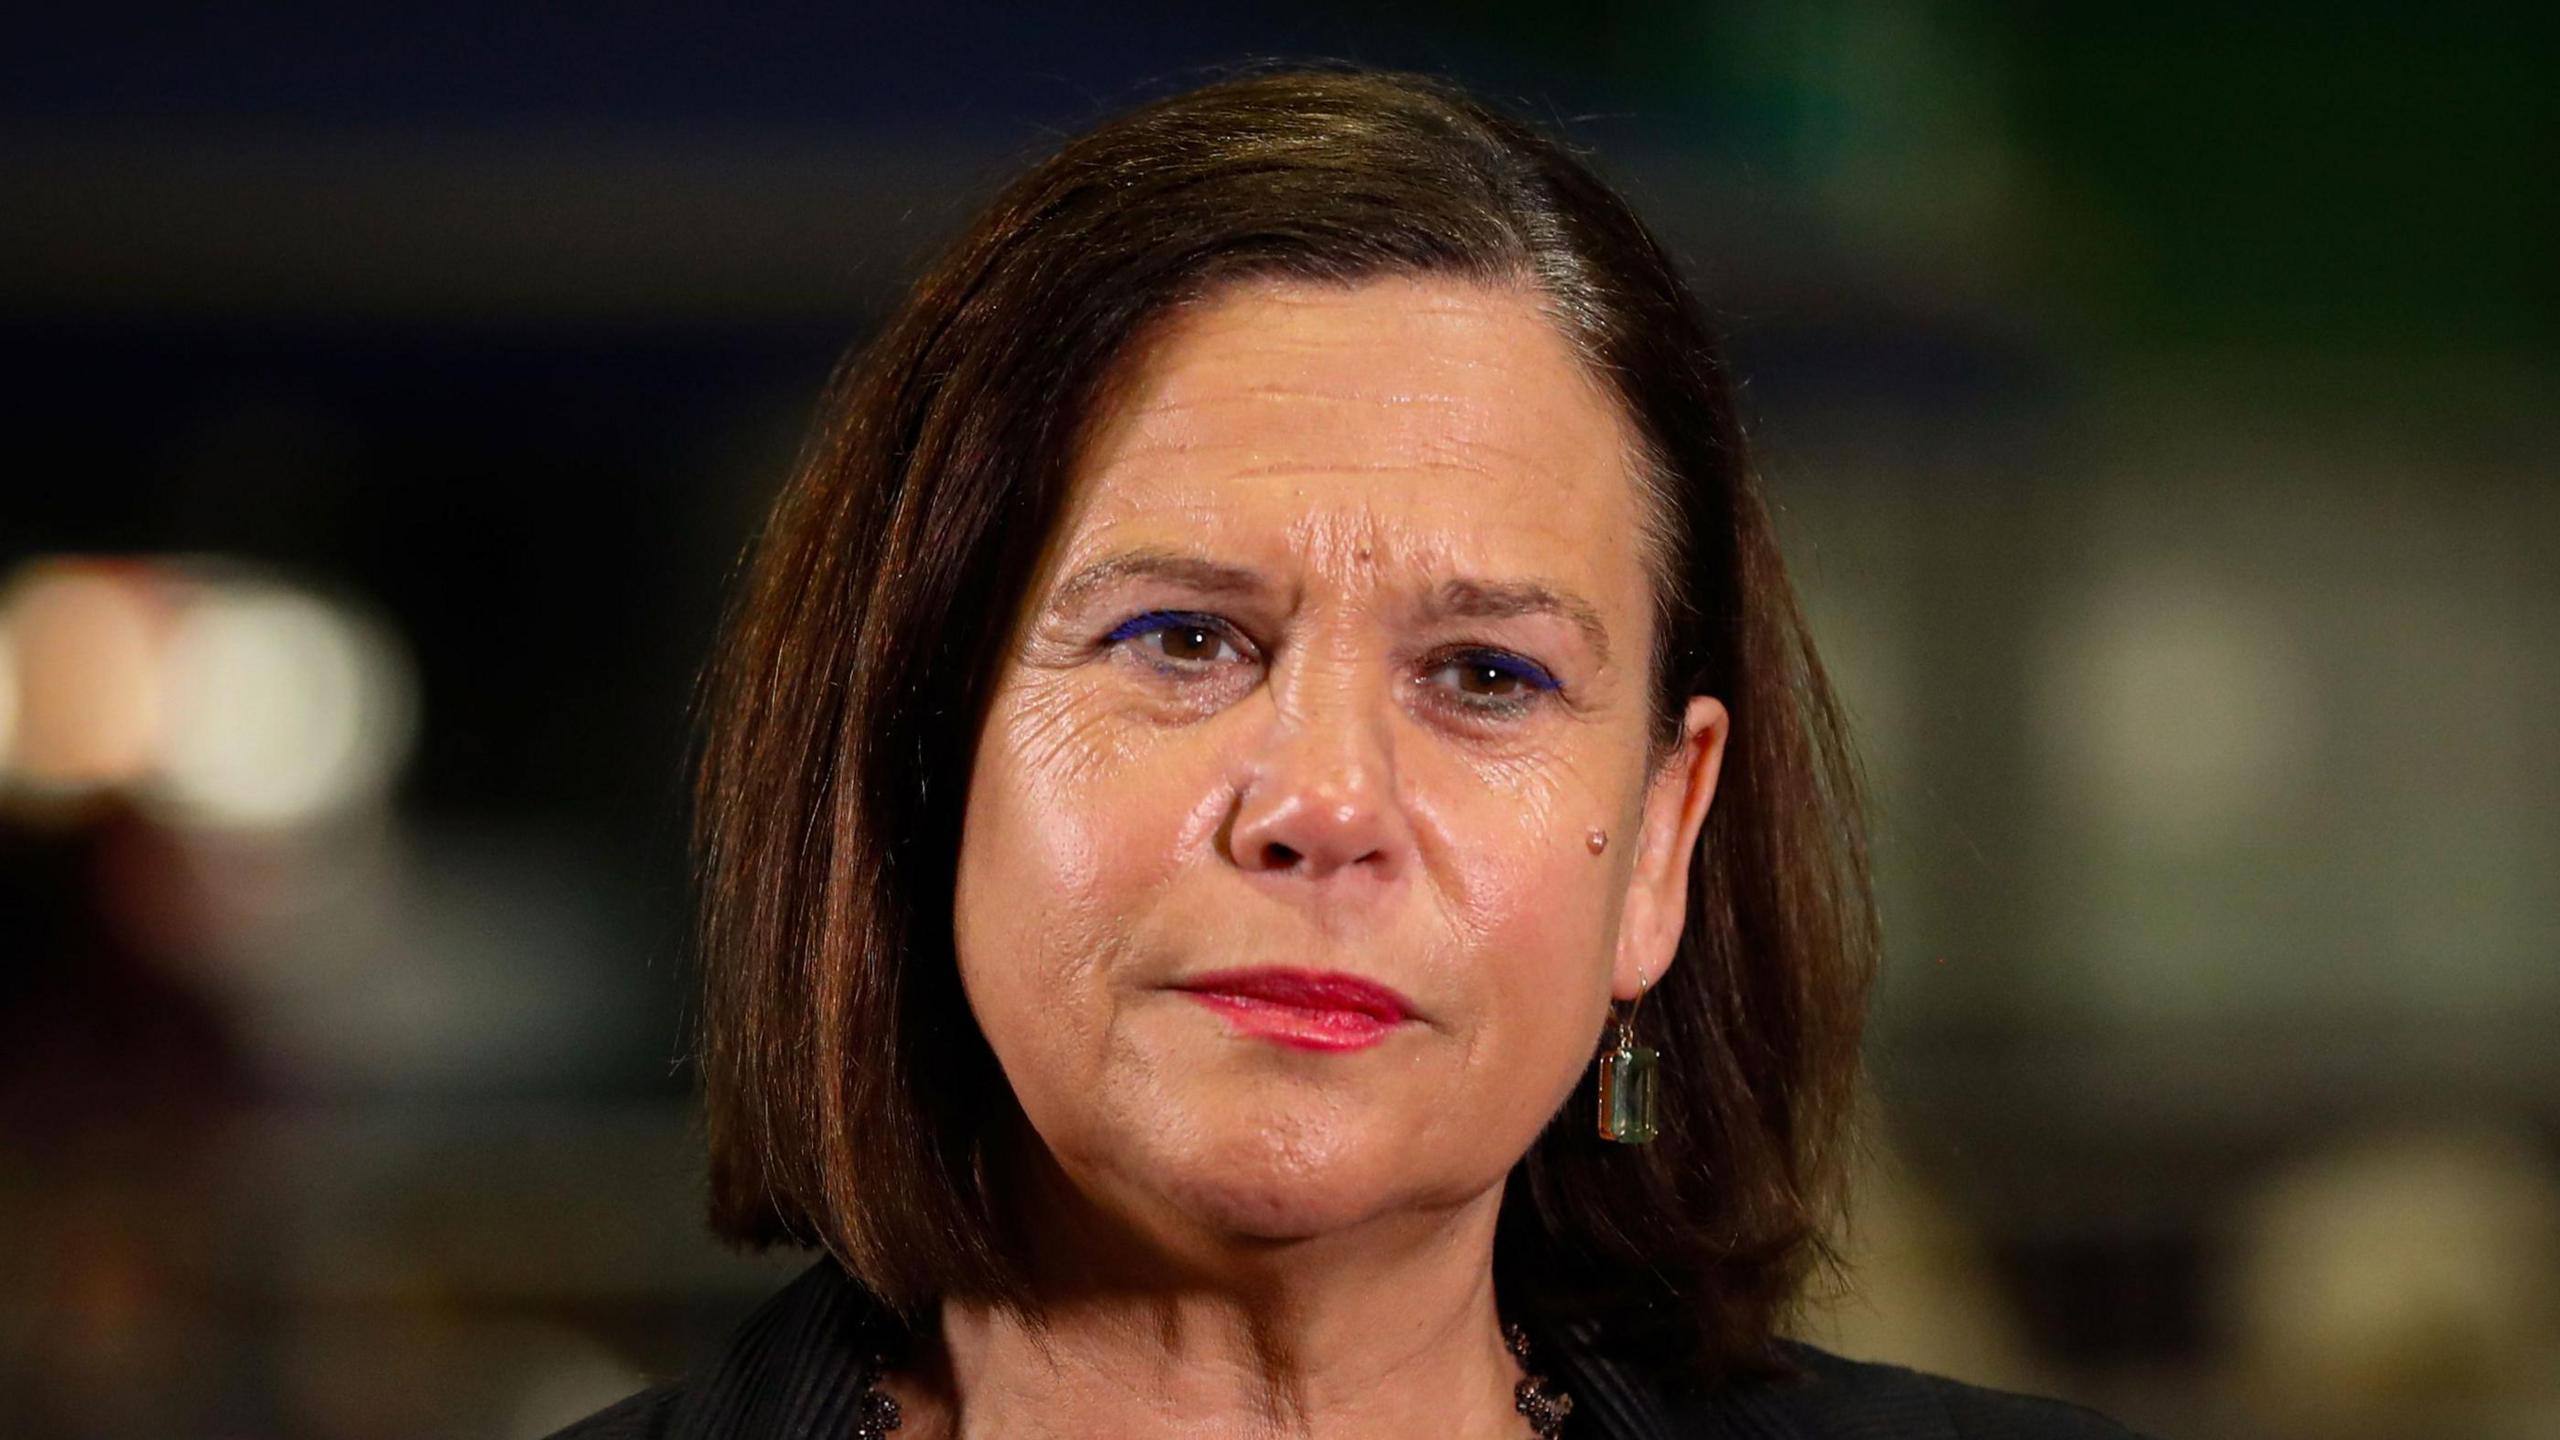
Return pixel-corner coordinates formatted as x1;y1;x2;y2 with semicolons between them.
1769;1342;2155;1439
539;1381;685;1440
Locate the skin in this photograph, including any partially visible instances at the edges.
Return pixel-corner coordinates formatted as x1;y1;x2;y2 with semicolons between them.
922;273;1729;1440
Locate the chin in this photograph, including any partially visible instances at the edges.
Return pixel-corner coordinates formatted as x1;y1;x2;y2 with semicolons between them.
1015;1035;1527;1251
1151;1158;1402;1244
1118;1091;1455;1244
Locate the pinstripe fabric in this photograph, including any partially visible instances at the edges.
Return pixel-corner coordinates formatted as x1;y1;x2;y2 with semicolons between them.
548;1261;2154;1439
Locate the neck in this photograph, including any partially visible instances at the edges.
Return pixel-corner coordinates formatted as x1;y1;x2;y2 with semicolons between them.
912;1158;1528;1440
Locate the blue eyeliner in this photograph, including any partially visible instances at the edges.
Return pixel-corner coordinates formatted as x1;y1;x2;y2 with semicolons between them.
1103;609;1221;644
1102;611;1561;704
1454;651;1561;693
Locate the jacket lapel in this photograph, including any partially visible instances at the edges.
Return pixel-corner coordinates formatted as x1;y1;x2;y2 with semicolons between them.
1544;1319;1688;1439
670;1260;890;1438
1545;1320;1829;1440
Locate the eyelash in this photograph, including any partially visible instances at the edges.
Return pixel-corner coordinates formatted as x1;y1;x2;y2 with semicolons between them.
1100;609;1563;718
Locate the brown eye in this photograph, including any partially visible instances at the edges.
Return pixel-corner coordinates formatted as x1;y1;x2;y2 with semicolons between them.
1156;625;1225;661
1421;650;1560;715
1104;611;1249;670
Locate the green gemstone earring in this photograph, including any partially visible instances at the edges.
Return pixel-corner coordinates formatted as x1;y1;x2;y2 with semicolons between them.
1596;969;1659;1145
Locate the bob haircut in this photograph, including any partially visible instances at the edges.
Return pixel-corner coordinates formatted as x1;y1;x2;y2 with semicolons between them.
693;64;1876;1382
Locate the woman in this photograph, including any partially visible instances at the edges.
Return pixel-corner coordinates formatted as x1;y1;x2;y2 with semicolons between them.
559;66;2149;1440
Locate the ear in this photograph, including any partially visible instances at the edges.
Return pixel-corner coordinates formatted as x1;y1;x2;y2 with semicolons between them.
1613;696;1729;1001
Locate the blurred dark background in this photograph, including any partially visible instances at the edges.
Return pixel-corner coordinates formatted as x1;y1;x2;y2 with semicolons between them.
4;5;2554;1437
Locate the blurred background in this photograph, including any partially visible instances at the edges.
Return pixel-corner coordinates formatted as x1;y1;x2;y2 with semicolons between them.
4;4;2553;1437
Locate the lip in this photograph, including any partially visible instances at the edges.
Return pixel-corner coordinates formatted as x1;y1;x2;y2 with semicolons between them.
1174;967;1415;1053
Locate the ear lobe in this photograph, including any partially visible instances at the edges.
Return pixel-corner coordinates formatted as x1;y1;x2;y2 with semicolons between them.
1612;696;1729;1001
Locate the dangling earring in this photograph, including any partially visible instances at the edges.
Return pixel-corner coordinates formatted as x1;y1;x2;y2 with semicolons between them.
1596;968;1659;1145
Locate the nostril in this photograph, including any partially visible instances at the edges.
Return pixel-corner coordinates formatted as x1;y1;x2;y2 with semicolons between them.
1262;842;1303;868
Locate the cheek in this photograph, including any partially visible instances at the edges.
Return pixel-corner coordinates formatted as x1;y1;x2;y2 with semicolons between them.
1490;857;1620;1076
952;678;1211;1041
1414;753;1626;1085
1433;745;1622;936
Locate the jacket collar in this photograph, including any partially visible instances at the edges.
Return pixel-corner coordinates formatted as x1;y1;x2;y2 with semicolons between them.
1541;1318;1691;1439
1542;1318;1834;1440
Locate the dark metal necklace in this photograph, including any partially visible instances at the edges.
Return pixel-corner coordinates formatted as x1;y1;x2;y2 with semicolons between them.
848;1320;1575;1438
1505;1321;1578;1437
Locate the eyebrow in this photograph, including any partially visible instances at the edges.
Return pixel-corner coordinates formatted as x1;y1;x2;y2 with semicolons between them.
1427;576;1612;669
1045;546;1612;668
1046;547;1268;613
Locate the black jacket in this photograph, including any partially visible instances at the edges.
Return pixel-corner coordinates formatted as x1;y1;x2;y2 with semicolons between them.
551;1260;2152;1439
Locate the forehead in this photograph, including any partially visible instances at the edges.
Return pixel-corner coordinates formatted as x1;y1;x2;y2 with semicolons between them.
1057;274;1645;585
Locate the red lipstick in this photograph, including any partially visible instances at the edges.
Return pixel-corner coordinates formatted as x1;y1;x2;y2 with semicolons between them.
1175;968;1414;1053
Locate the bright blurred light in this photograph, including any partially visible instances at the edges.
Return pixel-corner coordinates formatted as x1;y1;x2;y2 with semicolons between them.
2038;567;2314;851
2222;1126;2560;1419
0;559;166;794
0;556;417;830
150;578;417;830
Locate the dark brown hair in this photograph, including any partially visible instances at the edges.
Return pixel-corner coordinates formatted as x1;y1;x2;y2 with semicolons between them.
691;63;1876;1383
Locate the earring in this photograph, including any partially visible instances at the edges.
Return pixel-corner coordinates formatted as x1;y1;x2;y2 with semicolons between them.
1596;969;1659;1145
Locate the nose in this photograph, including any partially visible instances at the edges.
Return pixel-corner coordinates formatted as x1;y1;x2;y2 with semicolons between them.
1224;676;1410;884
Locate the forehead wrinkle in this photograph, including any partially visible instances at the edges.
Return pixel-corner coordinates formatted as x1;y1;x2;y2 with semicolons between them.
1086;322;1628;504
1105;322;1615;432
1090;402;1610;500
1108;382;1588;443
1194;460;1531;488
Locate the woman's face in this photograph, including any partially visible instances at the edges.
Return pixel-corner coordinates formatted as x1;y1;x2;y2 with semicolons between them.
953;274;1726;1250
